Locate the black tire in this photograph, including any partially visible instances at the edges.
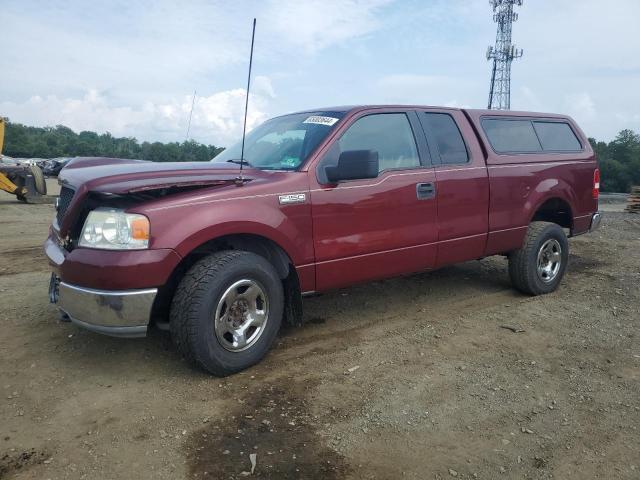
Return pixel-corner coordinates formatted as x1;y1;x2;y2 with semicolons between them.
170;251;284;376
29;165;47;195
508;221;569;296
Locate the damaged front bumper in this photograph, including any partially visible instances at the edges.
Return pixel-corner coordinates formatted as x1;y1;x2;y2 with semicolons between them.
44;230;181;338
50;276;156;338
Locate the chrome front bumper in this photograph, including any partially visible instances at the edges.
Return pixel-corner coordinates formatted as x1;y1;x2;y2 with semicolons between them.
51;277;157;338
589;212;602;232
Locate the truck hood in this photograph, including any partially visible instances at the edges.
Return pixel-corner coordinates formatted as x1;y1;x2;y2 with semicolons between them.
56;157;269;238
60;157;256;194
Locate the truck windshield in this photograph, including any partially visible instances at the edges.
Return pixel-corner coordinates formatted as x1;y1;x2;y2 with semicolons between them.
212;111;344;170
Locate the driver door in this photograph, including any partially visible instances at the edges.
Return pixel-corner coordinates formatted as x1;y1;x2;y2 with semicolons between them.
309;110;438;291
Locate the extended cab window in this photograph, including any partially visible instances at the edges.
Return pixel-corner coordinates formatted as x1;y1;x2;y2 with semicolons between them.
422;113;469;164
481;118;543;153
336;113;420;172
532;121;582;151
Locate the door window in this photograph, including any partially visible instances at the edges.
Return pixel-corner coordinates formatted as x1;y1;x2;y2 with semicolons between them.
335;113;420;173
422;113;469;164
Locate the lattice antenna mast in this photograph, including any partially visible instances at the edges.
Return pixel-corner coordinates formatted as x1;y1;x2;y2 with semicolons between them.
486;0;524;110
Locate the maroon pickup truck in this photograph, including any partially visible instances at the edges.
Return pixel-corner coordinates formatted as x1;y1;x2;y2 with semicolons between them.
45;105;601;375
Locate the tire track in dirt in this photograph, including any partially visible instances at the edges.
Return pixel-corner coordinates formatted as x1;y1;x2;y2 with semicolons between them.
0;448;50;479
184;377;350;479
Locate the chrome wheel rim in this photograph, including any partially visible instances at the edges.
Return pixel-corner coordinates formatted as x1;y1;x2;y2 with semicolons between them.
214;279;269;352
537;239;562;283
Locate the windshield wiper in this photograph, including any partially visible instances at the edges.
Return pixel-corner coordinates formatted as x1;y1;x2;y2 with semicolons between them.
226;159;252;166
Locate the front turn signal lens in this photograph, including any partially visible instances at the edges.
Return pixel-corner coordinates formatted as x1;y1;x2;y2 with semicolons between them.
130;217;150;241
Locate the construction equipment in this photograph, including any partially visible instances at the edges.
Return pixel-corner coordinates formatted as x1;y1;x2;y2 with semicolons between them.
0;117;49;202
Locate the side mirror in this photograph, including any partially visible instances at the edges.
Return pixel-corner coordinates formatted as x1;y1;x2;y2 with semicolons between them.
324;150;379;183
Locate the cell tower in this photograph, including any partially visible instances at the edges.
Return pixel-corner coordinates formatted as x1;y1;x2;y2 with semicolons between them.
486;0;524;110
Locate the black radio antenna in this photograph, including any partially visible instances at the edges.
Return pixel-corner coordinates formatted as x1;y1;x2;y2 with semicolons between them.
237;18;256;184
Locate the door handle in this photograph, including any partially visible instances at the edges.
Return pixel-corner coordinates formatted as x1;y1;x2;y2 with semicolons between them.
416;182;436;200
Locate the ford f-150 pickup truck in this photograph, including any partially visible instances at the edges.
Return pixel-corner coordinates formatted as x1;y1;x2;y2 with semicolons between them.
45;105;601;375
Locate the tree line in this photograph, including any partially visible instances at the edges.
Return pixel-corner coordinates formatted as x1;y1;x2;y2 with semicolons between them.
589;129;640;193
2;121;224;163
2;120;639;192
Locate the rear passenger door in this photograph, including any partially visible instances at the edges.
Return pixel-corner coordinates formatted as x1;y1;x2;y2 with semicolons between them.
417;109;490;266
310;110;438;290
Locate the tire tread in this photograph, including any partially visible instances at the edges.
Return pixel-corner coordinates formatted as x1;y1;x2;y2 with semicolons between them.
509;221;566;296
169;251;246;374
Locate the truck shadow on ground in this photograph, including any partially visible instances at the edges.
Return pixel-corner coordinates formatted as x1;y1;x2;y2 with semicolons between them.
567;253;607;275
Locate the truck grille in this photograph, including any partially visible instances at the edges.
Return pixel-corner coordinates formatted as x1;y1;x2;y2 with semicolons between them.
56;186;75;225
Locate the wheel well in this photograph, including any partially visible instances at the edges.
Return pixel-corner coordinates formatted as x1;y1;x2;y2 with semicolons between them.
150;234;302;327
185;234;293;279
531;198;573;230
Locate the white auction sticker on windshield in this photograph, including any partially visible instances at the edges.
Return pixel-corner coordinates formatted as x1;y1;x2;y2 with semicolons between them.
303;115;339;126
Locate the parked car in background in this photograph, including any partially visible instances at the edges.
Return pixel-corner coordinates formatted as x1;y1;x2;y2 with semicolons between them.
1;156;43;166
42;157;73;177
45;105;601;376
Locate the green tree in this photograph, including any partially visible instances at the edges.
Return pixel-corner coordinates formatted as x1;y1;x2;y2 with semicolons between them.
593;129;640;193
2;120;223;163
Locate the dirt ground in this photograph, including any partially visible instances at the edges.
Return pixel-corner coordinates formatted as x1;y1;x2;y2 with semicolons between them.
1;182;638;479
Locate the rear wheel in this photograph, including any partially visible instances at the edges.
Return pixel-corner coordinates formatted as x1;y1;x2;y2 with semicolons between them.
170;251;284;376
508;222;569;295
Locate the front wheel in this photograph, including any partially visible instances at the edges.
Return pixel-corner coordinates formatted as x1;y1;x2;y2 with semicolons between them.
508;222;569;295
170;251;284;376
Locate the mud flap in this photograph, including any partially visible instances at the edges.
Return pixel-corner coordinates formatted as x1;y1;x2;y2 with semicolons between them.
282;269;304;326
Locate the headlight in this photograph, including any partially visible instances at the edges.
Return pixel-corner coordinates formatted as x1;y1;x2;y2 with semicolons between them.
79;208;150;250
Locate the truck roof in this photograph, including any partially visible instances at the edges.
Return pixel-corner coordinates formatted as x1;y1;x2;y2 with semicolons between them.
289;105;570;120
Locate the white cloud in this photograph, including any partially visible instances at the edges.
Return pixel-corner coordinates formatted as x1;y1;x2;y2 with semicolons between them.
562;93;597;123
518;86;545;112
0;0;392;145
378;74;449;90
0;81;276;146
375;74;478;106
0;2;247;103
263;0;392;53
188;79;274;144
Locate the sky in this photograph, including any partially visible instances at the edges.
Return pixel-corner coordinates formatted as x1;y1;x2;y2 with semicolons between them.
1;0;639;147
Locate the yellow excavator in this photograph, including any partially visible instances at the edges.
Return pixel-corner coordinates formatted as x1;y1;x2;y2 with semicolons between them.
0;117;48;202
